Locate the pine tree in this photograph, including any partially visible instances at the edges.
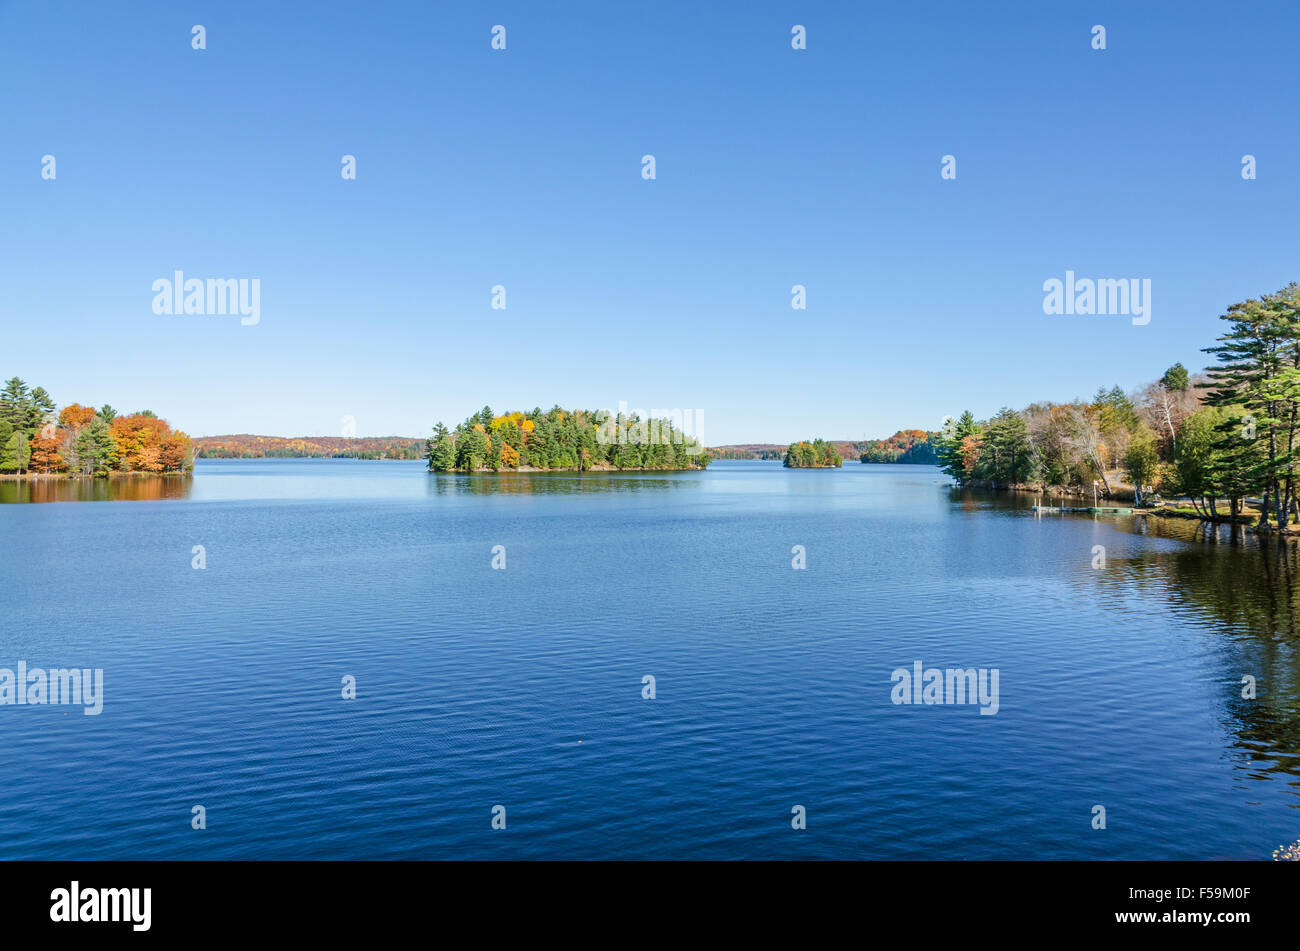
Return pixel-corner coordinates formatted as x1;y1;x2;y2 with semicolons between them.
1;431;30;474
1203;285;1300;530
937;411;980;481
0;378;31;432
75;417;118;473
30;386;56;426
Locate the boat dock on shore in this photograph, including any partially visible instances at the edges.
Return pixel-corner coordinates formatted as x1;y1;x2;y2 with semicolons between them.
1033;505;1134;515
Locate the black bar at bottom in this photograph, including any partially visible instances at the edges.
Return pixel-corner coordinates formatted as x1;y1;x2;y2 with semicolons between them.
0;860;1284;938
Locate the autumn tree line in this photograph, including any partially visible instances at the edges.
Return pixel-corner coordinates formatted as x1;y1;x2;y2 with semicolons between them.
0;377;193;476
935;380;1183;506
936;283;1300;530
427;406;711;471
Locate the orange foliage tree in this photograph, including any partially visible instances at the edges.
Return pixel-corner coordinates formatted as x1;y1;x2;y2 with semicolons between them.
157;433;190;471
29;425;67;473
59;403;97;430
109;414;191;472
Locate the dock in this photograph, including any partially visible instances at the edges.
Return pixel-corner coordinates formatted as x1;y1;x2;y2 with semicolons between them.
1033;505;1134;515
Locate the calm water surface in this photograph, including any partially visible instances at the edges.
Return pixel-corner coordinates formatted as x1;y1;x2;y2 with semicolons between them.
1;459;1297;858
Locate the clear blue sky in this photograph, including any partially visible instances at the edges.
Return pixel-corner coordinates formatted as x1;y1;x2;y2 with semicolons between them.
3;1;1297;444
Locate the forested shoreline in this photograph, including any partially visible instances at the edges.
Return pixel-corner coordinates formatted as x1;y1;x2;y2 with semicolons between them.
426;407;710;472
935;282;1300;532
1;377;192;477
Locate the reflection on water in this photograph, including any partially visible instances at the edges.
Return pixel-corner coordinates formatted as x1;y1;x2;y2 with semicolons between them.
425;470;704;496
0;475;193;503
954;485;1300;784
1155;531;1300;782
2;460;709;503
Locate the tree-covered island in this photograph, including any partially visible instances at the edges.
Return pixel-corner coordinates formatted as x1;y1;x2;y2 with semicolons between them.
426;407;710;472
783;439;843;468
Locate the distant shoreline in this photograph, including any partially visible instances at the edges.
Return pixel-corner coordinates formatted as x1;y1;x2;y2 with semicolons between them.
192;434;424;461
435;464;707;473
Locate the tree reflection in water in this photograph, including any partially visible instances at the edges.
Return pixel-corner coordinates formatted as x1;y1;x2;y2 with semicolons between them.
0;475;193;503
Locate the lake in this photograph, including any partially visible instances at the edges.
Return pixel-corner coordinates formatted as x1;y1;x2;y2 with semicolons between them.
0;459;1295;859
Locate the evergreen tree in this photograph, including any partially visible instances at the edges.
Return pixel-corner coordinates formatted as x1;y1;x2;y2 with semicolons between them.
426;423;459;472
1094;385;1139;438
1203;284;1300;530
936;411;980;481
30;386;56;426
976;408;1035;486
0;378;31;432
1;431;30;474
74;417;117;473
1161;363;1189;392
459;426;489;469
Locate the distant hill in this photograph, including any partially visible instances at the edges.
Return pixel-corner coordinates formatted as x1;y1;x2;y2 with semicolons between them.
194;434;423;460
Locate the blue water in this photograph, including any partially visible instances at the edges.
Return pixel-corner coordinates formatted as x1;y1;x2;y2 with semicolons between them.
1;459;1296;859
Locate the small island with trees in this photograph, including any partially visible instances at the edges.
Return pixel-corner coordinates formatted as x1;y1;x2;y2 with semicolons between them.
784;439;843;468
426;406;711;472
1;376;193;477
